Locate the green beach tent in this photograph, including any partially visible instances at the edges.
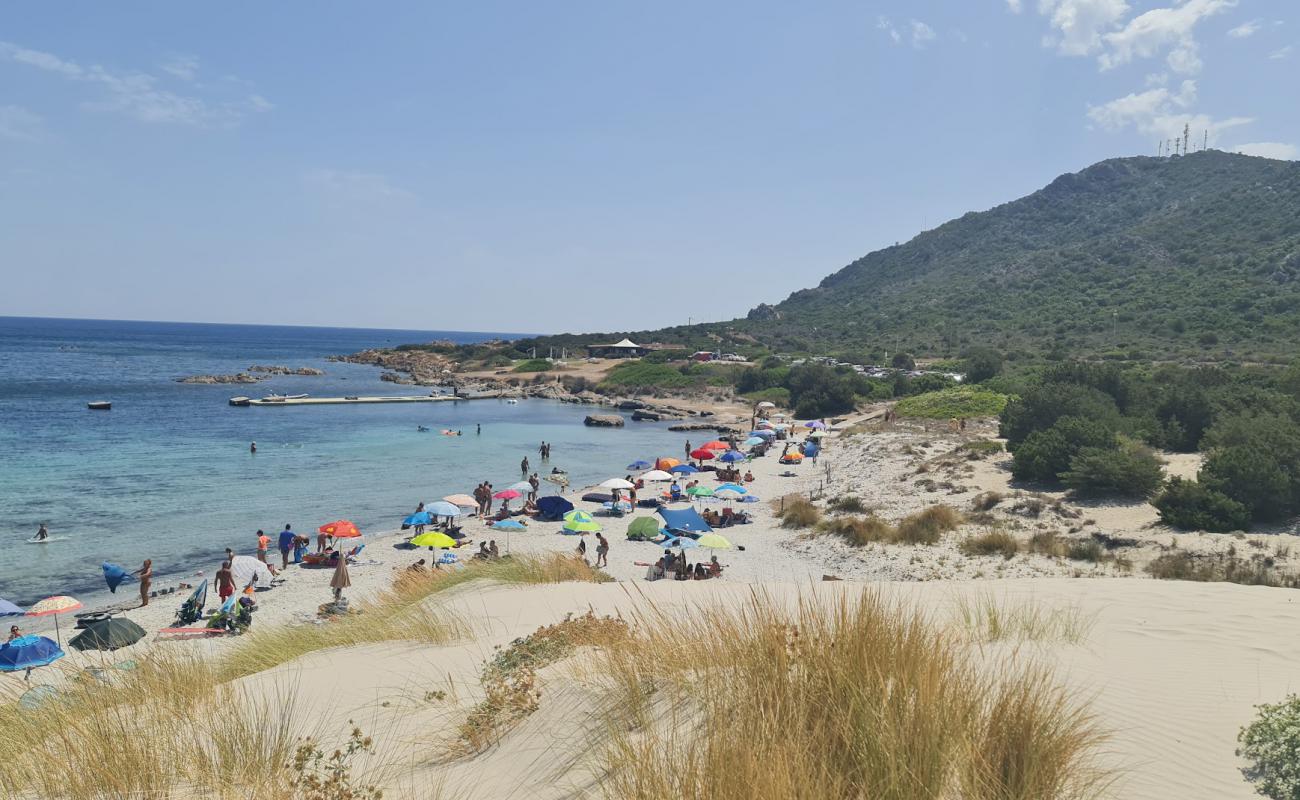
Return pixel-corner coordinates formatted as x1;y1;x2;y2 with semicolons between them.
626;517;661;541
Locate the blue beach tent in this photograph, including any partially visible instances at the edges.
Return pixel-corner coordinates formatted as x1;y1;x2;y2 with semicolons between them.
657;505;713;535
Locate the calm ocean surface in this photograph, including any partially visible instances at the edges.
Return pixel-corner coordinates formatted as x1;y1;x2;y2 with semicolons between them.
0;317;686;605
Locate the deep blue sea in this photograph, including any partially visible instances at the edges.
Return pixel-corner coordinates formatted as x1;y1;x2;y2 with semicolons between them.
0;317;685;605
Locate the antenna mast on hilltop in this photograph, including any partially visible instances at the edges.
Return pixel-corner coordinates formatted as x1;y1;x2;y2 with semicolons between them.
1183;123;1190;156
1203;129;1209;151
1158;140;1164;156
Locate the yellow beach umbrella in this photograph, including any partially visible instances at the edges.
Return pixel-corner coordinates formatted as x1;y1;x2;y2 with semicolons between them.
409;531;457;549
695;533;732;550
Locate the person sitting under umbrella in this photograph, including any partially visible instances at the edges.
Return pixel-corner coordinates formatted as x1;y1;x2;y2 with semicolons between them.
8;625;21;642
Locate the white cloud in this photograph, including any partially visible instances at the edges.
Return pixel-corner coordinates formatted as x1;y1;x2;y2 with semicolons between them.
1270;45;1293;59
1098;0;1236;75
1036;0;1131;56
0;104;42;140
1086;79;1252;139
1227;19;1262;38
1007;0;1024;13
303;169;416;203
877;16;902;45
161;54;200;82
910;20;937;48
0;41;270;127
1231;142;1298;160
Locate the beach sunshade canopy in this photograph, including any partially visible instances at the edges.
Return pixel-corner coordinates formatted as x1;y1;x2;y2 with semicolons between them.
27;596;82;617
0;597;25;616
658;505;713;534
507;481;534;494
804;421;827;429
663;536;699;550
493;488;522;500
563;510;601;533
404;511;433;527
701;441;730;451
626;517;661;541
426;501;462;517
686;486;714;497
102;562;136;594
654;457;681;470
669;464;699;475
492;520;526;531
231;556;273;590
536;495;574;521
718;450;746;463
772;423;791;430
69;618;147;652
444;494;479;507
564;510;596;524
756;421;774;429
809;430;827;439
689;449;716;460
410;531;458;548
0;636;64;671
600;478;635;490
715;483;747;494
696;533;733;550
756;401;777;409
640;469;674;482
627;460;652;470
319;520;361;538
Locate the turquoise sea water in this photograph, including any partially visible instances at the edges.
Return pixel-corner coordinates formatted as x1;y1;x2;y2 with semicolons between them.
0;317;688;605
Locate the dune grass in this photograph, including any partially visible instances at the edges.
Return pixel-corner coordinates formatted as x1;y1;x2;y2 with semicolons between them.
817;504;964;548
818;514;897;546
774;495;823;528
896;504;963;545
591;591;1110;799
954;593;1096;644
960;529;1021;559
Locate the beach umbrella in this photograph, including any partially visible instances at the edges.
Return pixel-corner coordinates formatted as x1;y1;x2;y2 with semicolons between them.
410;531;457;549
492;520;526;530
27;595;82;647
425;501;462;518
696;533;733;550
69;618;147;652
640;469;674;482
506;481;534;494
536;495;574;520
626;516;661;541
772;423;791;430
404;511;433;527
231;556;273;591
718;450;746;463
756;420;774;430
804;421;827;429
493;488;522;501
319;520;361;538
744;437;764;447
563;510;601;534
669;464;699;475
689;448;717;460
654;457;681;470
101;563;136;594
627;460;652;470
686;486;714;498
0;635;64;676
444;494;479;507
750;429;776;438
756;401;777;409
701;440;730;451
330;556;351;599
600;478;635;490
716;483;747;494
783;451;805;462
809;430;827;439
0;597;26;616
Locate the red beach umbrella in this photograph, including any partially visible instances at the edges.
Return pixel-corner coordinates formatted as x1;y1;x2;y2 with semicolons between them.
318;520;361;538
690;448;717;460
701;440;730;451
493;488;522;500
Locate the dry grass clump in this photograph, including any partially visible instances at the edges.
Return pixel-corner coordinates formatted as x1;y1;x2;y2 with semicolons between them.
1146;552;1300;588
818;515;897;546
896;504;964;545
959;529;1021;560
593;591;1110;799
971;491;1005;511
955;594;1095;644
1029;530;1068;558
827;494;870;514
775;495;823;529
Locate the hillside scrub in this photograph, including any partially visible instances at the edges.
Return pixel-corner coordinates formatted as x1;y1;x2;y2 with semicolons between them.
1060;439;1164;498
960;529;1021;559
895;386;1010;419
819;515;896;546
896;505;963;545
1153;477;1251;532
512;358;552;372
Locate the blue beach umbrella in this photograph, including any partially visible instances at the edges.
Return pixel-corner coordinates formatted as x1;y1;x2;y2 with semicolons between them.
492;520;526;530
425;501;462;518
102;562;137;594
0;597;24;617
715;483;747;494
0;635;65;674
627;460;652;470
744;437;764;447
718;450;746;463
404;511;433;527
669;464;699;475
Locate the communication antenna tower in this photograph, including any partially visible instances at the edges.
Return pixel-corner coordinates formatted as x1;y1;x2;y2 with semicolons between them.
1203;129;1208;151
1183;123;1190;156
1157;140;1163;156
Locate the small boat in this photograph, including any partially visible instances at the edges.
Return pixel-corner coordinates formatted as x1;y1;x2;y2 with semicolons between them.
260;393;308;403
228;396;251;407
505;399;519;405
87;401;112;410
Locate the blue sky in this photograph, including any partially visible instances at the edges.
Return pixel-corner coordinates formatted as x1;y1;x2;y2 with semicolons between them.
1;1;1295;334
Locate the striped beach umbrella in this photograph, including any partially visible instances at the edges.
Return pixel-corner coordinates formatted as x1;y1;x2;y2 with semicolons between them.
27;595;83;646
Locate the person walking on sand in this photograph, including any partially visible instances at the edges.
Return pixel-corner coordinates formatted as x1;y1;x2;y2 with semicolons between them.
135;559;153;607
278;524;296;569
256;530;269;563
529;473;540;501
216;561;235;602
595;532;609;568
576;536;588;564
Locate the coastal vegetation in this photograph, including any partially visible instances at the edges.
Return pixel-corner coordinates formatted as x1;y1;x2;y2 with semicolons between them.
895;386;1010;419
1239;694;1300;800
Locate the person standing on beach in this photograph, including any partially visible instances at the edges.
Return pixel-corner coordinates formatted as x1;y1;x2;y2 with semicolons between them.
684;440;692;459
135;559;153;607
521;456;530;477
278;525;295;569
529;473;540;501
576;536;588;564
595;533;609;568
216;560;235;602
256;530;269;563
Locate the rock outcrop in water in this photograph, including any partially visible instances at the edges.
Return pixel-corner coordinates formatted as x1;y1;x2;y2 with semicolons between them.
584;414;625;427
177;373;263;384
247;365;325;376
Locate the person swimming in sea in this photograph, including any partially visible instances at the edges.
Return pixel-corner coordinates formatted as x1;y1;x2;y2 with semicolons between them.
250;441;257;454
418;425;430;432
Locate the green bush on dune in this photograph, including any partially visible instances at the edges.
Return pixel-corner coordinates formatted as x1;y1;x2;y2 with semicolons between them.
894;387;1010;419
513;358;553;372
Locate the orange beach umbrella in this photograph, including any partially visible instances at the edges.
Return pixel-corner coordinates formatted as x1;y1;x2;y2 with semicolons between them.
655;457;681;470
701;440;730;451
318;520;361;538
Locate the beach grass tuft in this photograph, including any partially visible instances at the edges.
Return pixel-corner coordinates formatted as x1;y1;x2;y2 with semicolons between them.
818;514;897;546
954;593;1096;644
775;495;822;528
896;504;964;545
959;529;1021;559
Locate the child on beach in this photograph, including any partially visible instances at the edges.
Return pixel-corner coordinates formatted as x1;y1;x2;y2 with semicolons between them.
256;530;269;563
576;537;588;564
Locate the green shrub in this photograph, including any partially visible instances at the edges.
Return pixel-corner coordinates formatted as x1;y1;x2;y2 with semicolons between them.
1011;416;1117;483
894;387;1010;419
600;361;698;389
961;347;1004;383
1201;447;1295;522
959;529;1020;559
787;364;859;418
1060;440;1164;498
999;383;1122;448
895;505;962;545
1152;478;1251;532
1240;694;1300;800
1065;540;1103;562
742;387;791;406
960;440;1004;458
512;358;552;373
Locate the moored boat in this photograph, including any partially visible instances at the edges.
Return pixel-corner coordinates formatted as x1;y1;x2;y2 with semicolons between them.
228;396;251;407
260;393;309;402
87;401;112;410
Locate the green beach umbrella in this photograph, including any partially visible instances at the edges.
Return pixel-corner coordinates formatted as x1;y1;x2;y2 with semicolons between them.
686;486;714;498
626;517;661;541
69;617;147;652
563;510;601;533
